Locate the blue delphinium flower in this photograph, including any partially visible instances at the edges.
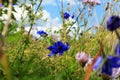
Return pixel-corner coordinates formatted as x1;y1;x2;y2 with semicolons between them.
101;55;120;75
115;44;120;56
47;41;69;57
64;12;70;19
107;16;120;31
37;30;47;36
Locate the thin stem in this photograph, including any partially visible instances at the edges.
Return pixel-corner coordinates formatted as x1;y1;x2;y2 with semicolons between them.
61;0;64;27
94;6;99;25
115;30;120;41
61;0;67;41
84;40;104;80
28;0;43;36
66;5;86;34
0;0;2;4
20;0;27;26
2;0;12;41
55;0;61;15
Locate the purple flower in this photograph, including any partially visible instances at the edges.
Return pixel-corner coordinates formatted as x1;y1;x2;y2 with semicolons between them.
64;12;70;19
47;41;69;57
107;16;120;31
37;30;47;36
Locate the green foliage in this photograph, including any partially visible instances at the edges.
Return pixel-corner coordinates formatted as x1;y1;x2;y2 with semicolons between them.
0;20;4;33
2;0;18;6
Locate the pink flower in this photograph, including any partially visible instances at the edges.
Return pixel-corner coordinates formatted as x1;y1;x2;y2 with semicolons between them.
75;52;90;62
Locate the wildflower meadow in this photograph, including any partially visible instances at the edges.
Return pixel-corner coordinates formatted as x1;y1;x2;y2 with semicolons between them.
0;0;120;80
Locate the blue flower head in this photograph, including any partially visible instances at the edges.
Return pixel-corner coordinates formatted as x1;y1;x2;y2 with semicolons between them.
101;61;112;76
47;41;69;57
107;55;120;68
37;30;47;36
101;55;120;76
107;16;120;31
64;12;70;19
115;44;120;56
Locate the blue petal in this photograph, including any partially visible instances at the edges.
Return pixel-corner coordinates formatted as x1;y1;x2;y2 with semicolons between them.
37;30;47;36
59;51;64;56
108;55;120;68
54;42;59;47
54;41;63;47
37;31;42;34
93;56;103;70
51;49;58;54
48;53;54;57
47;46;55;50
102;62;112;75
62;45;69;51
115;44;120;56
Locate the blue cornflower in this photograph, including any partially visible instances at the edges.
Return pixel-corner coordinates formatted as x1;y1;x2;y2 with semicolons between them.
115;44;120;56
47;41;69;57
101;55;120;75
64;12;70;19
107;16;120;31
37;30;47;36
